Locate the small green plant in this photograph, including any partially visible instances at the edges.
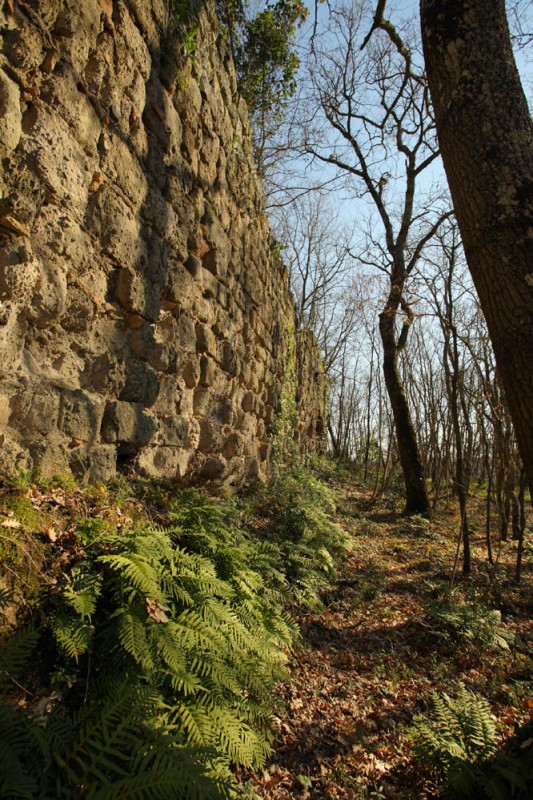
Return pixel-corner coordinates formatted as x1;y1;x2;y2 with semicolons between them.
0;461;350;799
252;465;351;608
170;0;200;58
396;514;437;539
411;687;497;784
425;594;513;653
411;688;533;799
217;0;306;129
359;560;386;602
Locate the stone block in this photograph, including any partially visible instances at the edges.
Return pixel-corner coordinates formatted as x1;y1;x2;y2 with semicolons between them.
60;288;96;333
199;355;216;387
221;341;239;377
202;247;229;279
163;264;197;310
41;66;102;156
101;401;155;445
113;1;152;80
115;267;159;321
83;353;126;395
184;254;202;277
193;293;216;326
239;362;252;387
199;457;225;480
0;304;25;365
195;322;216;355
0;69;22;158
119;361;160;407
69;443;117;483
101;134;147;206
16;386;61;436
127;0;167;50
59;389;104;441
0;431;32;476
86;184;145;268
193;388;210;416
241;391;255;413
182;356;200;388
20;107;96;219
136;445;181;479
0;250;41;308
0;395;10;427
212;396;236;426
154;415;188;447
29;431;73;479
223;433;243;459
198;419;223;452
88;444;117;481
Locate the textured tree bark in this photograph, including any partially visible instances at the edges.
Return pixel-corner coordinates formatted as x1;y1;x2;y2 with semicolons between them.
420;0;533;498
379;303;430;516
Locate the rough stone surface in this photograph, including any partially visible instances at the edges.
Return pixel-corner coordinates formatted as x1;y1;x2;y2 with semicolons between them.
0;0;326;486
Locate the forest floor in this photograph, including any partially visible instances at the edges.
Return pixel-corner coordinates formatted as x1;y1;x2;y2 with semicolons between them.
246;480;533;800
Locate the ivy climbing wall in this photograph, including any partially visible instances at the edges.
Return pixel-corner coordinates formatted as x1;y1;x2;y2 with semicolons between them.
0;0;326;485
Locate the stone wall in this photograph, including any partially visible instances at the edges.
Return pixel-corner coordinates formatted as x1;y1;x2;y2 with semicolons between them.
0;0;325;486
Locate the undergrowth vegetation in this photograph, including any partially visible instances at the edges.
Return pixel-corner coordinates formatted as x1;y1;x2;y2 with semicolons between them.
412;687;533;799
247;473;532;800
0;464;349;799
425;593;513;654
251;464;351;608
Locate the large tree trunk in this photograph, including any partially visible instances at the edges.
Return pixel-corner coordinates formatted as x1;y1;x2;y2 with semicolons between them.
379;308;430;516
420;0;533;498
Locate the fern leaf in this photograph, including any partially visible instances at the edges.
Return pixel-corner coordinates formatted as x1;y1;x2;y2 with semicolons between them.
99;553;162;599
49;612;93;662
114;609;154;671
0;626;38;692
0;702;46;797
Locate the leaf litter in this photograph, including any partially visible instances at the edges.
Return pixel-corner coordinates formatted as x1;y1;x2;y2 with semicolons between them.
245;482;532;799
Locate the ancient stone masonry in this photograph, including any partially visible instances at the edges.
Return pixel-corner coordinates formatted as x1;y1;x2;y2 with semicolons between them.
0;0;326;486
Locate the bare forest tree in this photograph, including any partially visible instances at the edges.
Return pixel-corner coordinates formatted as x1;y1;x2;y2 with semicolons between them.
422;224;474;572
300;1;452;514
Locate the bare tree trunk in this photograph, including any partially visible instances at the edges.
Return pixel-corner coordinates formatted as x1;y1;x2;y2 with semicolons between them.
515;467;526;584
421;0;533;499
379;297;430;516
363;345;375;482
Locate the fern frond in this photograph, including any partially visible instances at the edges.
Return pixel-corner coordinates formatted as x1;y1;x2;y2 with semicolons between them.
411;685;498;782
0;626;38;692
49;612;93;662
114;608;154;672
210;706;271;767
99;553;162;600
63;565;102;620
0;702;47;797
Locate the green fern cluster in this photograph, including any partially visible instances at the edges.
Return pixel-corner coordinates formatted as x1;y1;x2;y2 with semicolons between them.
412;687;497;772
411;687;533;799
252;465;351;608
0;486;317;798
425;595;512;653
1;678;227;799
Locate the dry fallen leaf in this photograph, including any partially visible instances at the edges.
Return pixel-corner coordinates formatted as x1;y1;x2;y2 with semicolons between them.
145;598;171;624
46;526;58;542
1;518;21;528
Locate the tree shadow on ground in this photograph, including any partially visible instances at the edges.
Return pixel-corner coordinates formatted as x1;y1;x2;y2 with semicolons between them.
301;616;435;662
